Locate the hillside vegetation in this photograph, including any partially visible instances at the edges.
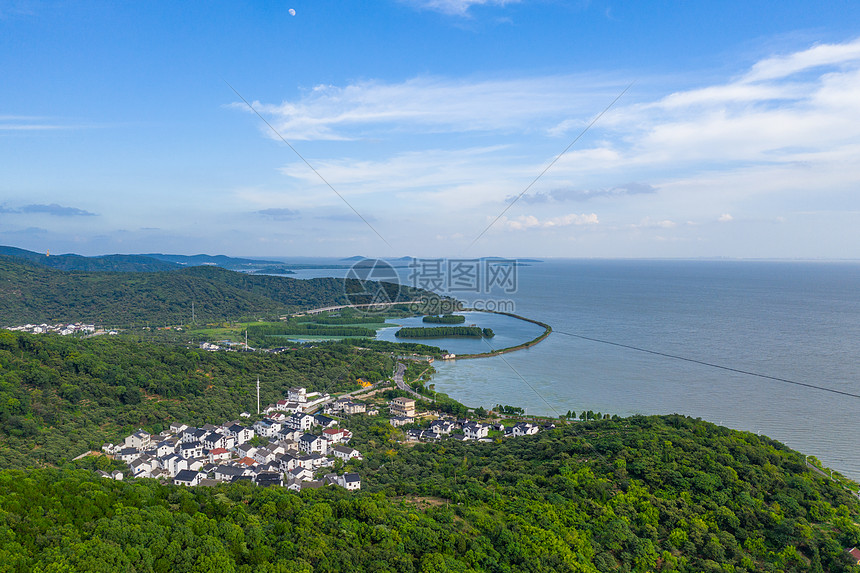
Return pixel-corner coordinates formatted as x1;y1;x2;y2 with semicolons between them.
0;414;858;572
0;331;393;468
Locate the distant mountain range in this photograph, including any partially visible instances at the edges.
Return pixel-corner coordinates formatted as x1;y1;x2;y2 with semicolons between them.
0;246;543;279
0;246;178;272
341;255;543;264
0;246;294;274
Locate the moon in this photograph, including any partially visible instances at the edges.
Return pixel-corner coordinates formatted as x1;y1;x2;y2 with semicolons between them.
288;8;296;16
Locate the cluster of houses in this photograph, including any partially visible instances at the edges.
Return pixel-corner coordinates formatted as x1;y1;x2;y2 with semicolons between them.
102;387;362;492
404;417;544;442
383;397;549;442
5;323;116;336
199;340;253;352
98;377;555;492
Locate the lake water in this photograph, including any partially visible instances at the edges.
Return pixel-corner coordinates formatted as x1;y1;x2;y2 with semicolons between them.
375;311;546;355
280;258;860;481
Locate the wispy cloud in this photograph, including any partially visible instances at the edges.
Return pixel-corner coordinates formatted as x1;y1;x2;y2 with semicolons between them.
0;1;39;19
399;0;520;16
256;207;301;220
1;203;98;217
239;75;618;140
515;182;657;203
0;115;93;131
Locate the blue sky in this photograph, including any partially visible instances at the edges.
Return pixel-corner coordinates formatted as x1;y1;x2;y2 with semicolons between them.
3;0;860;259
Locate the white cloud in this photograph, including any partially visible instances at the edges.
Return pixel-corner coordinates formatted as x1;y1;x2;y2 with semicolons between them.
234;38;860;255
742;38;860;82
718;213;734;223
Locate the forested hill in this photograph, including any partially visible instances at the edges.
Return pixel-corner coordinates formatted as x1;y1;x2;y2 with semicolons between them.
1;418;859;572
0;330;858;570
0;256;417;326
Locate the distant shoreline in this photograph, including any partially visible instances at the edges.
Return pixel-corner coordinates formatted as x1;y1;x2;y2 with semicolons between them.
447;310;551;360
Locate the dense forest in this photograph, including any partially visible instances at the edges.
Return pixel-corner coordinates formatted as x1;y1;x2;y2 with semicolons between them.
0;291;858;570
0;257;426;326
0;331;393;468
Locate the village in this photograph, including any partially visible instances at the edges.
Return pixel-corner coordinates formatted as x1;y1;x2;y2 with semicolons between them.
101;375;548;492
4;322;119;336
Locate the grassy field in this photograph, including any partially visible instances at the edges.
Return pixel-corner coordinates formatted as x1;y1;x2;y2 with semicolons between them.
184;315;402;345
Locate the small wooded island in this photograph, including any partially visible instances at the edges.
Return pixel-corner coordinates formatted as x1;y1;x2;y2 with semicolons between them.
395;325;495;338
422;314;467;324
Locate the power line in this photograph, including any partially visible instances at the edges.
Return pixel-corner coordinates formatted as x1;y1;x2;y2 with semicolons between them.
554;329;860;400
223;79;392;249
480;337;609;464
466;82;634;252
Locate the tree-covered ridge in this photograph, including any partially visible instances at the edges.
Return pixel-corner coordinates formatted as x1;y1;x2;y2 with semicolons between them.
0;415;858;572
0;331;394;469
0;256;423;326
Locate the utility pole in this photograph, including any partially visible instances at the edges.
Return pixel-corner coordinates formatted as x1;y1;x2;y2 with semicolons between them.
192;301;196;324
256;377;261;415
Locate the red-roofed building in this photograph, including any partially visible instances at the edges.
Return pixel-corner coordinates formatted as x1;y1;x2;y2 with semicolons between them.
322;428;352;444
238;456;257;467
848;547;860;564
209;448;231;463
